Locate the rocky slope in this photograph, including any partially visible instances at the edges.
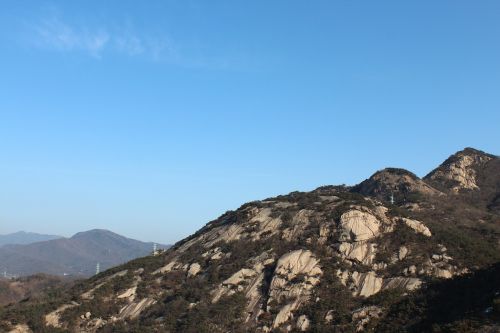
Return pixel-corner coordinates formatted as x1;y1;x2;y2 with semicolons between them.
0;274;75;306
0;148;499;333
425;148;496;193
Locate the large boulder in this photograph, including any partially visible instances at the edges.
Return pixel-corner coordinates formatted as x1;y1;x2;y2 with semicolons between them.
340;210;381;241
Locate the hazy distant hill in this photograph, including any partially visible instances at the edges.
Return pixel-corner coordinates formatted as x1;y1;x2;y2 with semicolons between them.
0;229;167;277
0;231;62;247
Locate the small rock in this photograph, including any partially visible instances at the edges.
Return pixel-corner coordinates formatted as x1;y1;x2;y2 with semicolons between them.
352;306;383;332
325;310;334;323
296;315;310;331
398;246;409;260
434;268;453;279
187;263;201;277
372;262;387;270
94;318;106;328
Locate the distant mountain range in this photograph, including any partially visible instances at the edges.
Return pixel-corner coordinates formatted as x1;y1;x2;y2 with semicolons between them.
0;229;168;277
0;231;62;247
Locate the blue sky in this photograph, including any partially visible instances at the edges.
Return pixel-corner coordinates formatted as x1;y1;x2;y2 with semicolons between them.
0;1;499;244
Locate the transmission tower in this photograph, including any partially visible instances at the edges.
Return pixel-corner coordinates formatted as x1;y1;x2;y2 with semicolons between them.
96;262;100;275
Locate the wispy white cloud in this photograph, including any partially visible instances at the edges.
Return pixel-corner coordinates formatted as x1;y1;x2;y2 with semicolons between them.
32;15;177;60
25;10;252;71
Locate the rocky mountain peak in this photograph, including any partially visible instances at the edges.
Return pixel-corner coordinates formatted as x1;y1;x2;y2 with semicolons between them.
352;168;440;204
424;147;497;192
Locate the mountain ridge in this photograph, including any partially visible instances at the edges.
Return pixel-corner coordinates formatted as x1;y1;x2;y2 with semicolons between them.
0;147;498;333
0;229;168;277
424;147;498;192
0;231;62;248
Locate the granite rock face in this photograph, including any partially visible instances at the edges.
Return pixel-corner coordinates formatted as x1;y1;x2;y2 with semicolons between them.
340;210;382;241
268;250;322;328
425;148;494;192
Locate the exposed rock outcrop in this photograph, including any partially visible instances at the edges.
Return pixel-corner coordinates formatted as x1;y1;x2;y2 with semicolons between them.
80;270;129;300
296;315;310;331
8;324;32;333
152;260;183;275
204;208;283;248
187;263;201;277
352;306;383;332
337;241;377;265
117;286;137;301
117;298;156;320
212;252;275;322
202;247;225;260
269;250;322;302
268;250;322;328
45;302;79;328
425;148;494;192
383;277;422;291
281;210;314;241
398;246;409;260
350;271;383;297
337;270;422;297
401;218;432;237
340;210;381;241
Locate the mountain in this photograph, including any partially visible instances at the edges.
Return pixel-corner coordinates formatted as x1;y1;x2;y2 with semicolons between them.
0;229;167;277
352;167;442;204
0;231;62;247
0;148;498;333
424;147;500;215
424;147;497;193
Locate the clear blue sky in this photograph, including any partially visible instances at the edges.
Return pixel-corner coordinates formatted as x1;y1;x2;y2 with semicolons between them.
0;1;499;244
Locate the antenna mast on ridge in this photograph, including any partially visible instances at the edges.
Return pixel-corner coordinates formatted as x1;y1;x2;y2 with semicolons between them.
96;262;100;275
